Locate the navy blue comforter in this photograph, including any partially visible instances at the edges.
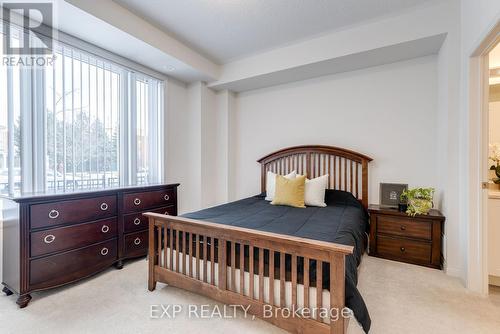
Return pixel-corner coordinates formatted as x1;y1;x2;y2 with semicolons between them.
182;190;371;332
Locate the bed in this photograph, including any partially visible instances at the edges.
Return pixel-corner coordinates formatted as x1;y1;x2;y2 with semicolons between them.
145;145;372;334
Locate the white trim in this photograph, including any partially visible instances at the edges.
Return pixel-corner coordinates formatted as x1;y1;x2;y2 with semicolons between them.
128;71;137;185
6;65;14;194
466;20;500;295
119;69;129;185
56;32;168;81
19;65;32;193
32;66;46;192
158;81;165;183
147;79;159;183
0;14;168;82
445;266;463;278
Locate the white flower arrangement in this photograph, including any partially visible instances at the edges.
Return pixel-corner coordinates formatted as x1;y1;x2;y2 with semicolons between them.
489;143;500;183
490;143;500;167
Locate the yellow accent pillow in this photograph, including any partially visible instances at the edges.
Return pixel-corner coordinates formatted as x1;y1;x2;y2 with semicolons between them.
271;174;306;208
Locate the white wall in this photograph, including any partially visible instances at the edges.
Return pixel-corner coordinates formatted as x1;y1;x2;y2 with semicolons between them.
164;78;197;214
231;56;438;203
435;0;462;278
489;100;500;144
165;79;230;214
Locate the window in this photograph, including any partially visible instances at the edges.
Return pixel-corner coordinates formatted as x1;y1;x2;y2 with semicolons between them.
0;28;164;195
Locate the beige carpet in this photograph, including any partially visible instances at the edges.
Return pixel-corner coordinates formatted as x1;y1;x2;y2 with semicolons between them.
1;256;499;334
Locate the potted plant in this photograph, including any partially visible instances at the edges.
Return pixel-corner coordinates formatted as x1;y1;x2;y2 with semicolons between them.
401;188;435;216
398;192;408;212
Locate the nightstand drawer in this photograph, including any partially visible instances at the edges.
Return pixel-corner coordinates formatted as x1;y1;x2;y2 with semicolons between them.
377;235;431;264
377;215;432;240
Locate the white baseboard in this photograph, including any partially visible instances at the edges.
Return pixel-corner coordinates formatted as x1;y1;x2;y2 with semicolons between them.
445;265;464;279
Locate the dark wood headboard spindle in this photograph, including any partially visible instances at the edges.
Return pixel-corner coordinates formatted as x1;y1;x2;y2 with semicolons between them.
257;145;373;208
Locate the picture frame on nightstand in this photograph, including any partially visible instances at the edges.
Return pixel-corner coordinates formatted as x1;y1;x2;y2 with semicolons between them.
379;183;408;208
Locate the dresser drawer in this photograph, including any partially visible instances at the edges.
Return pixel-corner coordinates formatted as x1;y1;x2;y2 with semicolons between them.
377;215;432;240
377;235;431;264
31;218;117;257
123;205;176;233
123;189;175;213
124;230;148;258
30;195;117;230
30;238;117;289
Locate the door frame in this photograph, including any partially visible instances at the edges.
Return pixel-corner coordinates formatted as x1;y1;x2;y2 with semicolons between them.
467;21;500;295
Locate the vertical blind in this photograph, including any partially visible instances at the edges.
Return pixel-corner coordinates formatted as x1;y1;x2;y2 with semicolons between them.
0;27;164;195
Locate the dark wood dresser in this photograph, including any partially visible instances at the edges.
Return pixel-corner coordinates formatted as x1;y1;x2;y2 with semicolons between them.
368;205;445;269
1;183;179;307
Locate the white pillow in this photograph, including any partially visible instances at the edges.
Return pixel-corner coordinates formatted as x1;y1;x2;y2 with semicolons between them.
265;170;296;201
304;174;329;207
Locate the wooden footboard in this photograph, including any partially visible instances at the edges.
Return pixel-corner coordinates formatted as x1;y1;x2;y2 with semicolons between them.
145;213;353;334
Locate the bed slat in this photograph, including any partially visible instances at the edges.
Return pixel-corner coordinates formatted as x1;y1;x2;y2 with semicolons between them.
259;248;264;302
163;225;168;269
291;254;297;307
169;227;174;271
182;231;186;275
210;238;215;285
157;227;162;268
195;234;200;280
249;245;254;299
280;252;285;307
240;243;245;294
317;260;323;320
269;249;274;305
304;257;310;309
203;236;208;282
176;230;181;273
218;238;227;290
189;233;193;277
231;242;236;291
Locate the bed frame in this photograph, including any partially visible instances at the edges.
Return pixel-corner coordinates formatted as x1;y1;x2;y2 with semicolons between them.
145;145;372;334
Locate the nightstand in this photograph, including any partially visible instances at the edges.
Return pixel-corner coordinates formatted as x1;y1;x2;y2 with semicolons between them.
368;204;445;269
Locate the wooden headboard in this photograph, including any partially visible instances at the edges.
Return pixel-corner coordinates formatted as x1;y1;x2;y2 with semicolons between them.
257;145;373;208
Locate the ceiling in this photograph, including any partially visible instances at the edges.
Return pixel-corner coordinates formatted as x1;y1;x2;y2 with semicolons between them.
115;0;434;64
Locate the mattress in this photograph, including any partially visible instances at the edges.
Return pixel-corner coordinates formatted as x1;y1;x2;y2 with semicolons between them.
181;190;371;332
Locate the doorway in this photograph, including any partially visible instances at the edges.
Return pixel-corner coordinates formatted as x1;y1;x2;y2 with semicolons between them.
468;21;500;295
487;41;500;292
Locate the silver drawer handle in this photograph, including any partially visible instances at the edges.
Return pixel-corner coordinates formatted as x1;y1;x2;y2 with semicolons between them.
134;198;141;206
101;225;109;233
134;237;141;245
100;203;109;211
164;194;170;201
133;218;141;225
44;234;55;244
48;210;59;219
100;247;109;256
164;211;169;215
